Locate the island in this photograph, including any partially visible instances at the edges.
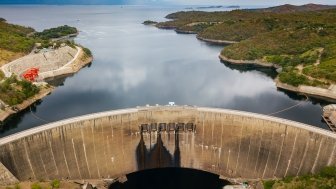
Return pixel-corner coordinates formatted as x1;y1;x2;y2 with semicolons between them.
0;19;93;122
149;4;336;102
143;20;158;25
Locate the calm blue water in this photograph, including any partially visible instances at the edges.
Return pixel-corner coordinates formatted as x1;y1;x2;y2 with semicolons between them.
0;5;330;137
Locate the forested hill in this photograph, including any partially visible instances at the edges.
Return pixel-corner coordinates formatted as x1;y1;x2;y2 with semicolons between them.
153;6;336;87
252;4;336;13
0;19;77;66
0;18;36;65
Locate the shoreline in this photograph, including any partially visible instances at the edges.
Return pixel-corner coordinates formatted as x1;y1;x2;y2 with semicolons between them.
37;46;93;80
0;46;93;122
219;54;336;102
0;86;54;122
156;25;177;30
156;21;336;103
219;54;277;68
197;36;238;45
175;29;197;34
155;24;238;44
275;78;336;102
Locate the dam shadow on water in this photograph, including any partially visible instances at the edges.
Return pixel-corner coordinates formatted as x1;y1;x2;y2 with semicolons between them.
109;168;230;189
109;132;231;189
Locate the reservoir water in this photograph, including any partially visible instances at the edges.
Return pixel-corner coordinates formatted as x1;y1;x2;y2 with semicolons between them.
0;5;330;137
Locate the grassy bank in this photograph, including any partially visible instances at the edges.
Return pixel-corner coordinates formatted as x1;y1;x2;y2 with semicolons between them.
1;179;80;189
264;166;336;189
0;75;40;106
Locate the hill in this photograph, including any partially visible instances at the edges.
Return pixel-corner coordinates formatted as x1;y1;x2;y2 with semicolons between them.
0;19;78;66
254;4;336;13
0;19;87;108
0;18;35;65
151;5;336;99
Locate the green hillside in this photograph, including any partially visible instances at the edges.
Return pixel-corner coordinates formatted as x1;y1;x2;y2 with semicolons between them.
34;25;77;40
154;8;336;87
0;19;80;106
0;19;79;66
0;18;35;53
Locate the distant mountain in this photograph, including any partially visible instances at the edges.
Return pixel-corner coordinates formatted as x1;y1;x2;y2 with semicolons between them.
196;5;240;9
254;4;336;13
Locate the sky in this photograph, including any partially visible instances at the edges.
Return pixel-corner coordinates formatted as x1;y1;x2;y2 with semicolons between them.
0;0;335;5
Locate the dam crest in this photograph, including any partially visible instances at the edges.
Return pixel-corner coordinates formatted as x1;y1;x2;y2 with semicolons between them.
0;105;336;185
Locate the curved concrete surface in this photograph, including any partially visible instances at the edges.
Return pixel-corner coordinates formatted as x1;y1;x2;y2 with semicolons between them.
0;106;336;184
1;46;78;78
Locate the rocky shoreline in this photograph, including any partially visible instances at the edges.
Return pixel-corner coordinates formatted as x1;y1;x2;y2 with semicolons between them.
219;54;278;68
38;46;93;80
175;29;197;34
219;54;336;102
0;85;54;122
0;46;93;122
197;36;238;45
154;18;336;102
275;79;336;102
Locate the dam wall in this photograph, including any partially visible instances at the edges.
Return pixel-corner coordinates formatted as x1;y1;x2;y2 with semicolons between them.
0;106;336;184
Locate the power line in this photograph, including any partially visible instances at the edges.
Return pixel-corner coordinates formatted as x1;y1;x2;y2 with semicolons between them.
29;106;49;123
267;95;308;116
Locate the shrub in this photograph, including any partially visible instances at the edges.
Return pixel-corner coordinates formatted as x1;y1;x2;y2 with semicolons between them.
0;75;40;106
50;179;60;188
31;183;42;189
279;71;309;86
319;166;336;178
263;180;275;189
82;47;92;57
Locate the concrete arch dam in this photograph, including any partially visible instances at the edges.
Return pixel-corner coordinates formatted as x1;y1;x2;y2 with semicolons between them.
1;106;336;184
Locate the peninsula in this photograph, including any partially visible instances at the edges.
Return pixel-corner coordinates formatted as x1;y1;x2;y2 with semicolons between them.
0;19;93;122
150;4;336;101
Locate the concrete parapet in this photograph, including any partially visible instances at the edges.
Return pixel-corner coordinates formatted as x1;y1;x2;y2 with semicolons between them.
0;106;335;183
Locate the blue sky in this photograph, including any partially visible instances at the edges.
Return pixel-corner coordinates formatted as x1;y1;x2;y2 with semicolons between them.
0;0;335;5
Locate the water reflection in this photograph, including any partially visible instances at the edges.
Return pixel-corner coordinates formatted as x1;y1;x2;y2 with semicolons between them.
0;5;331;137
221;60;278;79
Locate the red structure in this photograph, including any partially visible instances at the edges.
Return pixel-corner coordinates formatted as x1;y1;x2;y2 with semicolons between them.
22;68;39;82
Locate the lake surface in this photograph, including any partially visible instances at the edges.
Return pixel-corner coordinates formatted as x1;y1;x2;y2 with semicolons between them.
0;5;331;137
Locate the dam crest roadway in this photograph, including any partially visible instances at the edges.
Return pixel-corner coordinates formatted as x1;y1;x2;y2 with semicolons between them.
0;105;336;185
